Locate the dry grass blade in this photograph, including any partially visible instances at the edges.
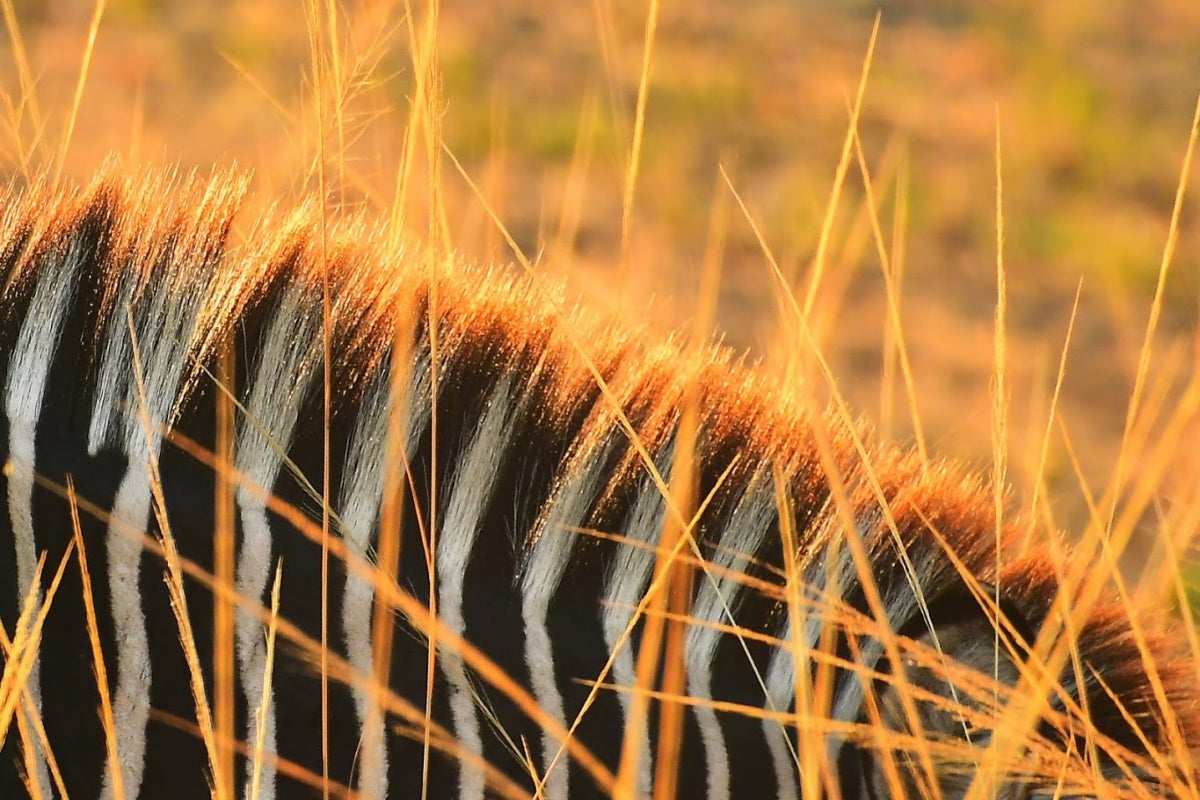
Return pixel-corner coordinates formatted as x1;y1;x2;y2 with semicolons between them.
798;12;879;331
1057;428;1195;798
879;150;909;441
54;0;106;185
125;307;227;799
213;343;237;800
67;478;124;800
617;0;660;283
775;464;831;798
1019;280;1082;555
300;3;337;794
0;534;74;797
3;5;1200;797
0;0;43;172
251;563;283;800
850;121;927;468
1110;91;1200;528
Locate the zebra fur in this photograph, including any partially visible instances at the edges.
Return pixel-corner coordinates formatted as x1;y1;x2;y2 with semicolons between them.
0;165;1196;799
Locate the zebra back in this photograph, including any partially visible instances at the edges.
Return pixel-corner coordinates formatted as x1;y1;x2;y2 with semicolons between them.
0;165;1196;799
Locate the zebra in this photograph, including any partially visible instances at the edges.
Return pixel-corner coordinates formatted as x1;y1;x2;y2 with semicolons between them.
0;164;1196;800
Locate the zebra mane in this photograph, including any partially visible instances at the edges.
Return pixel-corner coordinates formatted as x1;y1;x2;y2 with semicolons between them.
2;164;1197;796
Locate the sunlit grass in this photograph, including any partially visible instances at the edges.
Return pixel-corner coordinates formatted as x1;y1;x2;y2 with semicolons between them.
0;0;1198;798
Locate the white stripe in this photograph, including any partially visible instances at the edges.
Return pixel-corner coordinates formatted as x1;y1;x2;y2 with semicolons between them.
337;372;392;800
601;463;671;800
102;466;155;800
760;531;849;800
821;513;889;775
339;574;384;798
234;285;322;800
3;255;79;800
519;598;569;800
336;358;431;800
763;626;800;800
86;214;217;800
4;423;49;797
436;378;515;800
520;443;609;800
685;487;773;800
235;494;279;800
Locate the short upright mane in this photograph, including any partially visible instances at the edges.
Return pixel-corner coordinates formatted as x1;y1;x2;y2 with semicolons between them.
0;165;1196;800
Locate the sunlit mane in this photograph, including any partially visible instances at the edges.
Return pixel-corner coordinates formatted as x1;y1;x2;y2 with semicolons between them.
0;166;1196;800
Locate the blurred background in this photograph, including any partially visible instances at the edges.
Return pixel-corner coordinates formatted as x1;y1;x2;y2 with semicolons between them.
1;0;1198;586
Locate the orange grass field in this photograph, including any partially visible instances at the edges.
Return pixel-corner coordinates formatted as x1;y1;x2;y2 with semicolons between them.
4;2;1200;572
0;0;1199;797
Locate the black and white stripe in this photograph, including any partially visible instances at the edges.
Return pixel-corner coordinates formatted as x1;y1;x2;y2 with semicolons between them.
0;166;1195;799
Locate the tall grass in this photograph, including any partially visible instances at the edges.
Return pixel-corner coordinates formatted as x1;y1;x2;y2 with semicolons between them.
0;0;1197;798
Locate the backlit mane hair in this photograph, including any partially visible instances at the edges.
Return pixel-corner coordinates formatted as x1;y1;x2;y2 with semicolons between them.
1;163;1196;798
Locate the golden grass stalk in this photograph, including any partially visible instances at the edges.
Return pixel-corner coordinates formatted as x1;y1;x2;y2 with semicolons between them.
798;12;879;332
617;0;660;283
67;478;124;800
250;564;283;800
213;341;237;800
125;308;228;800
55;0;106;186
0;537;74;798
